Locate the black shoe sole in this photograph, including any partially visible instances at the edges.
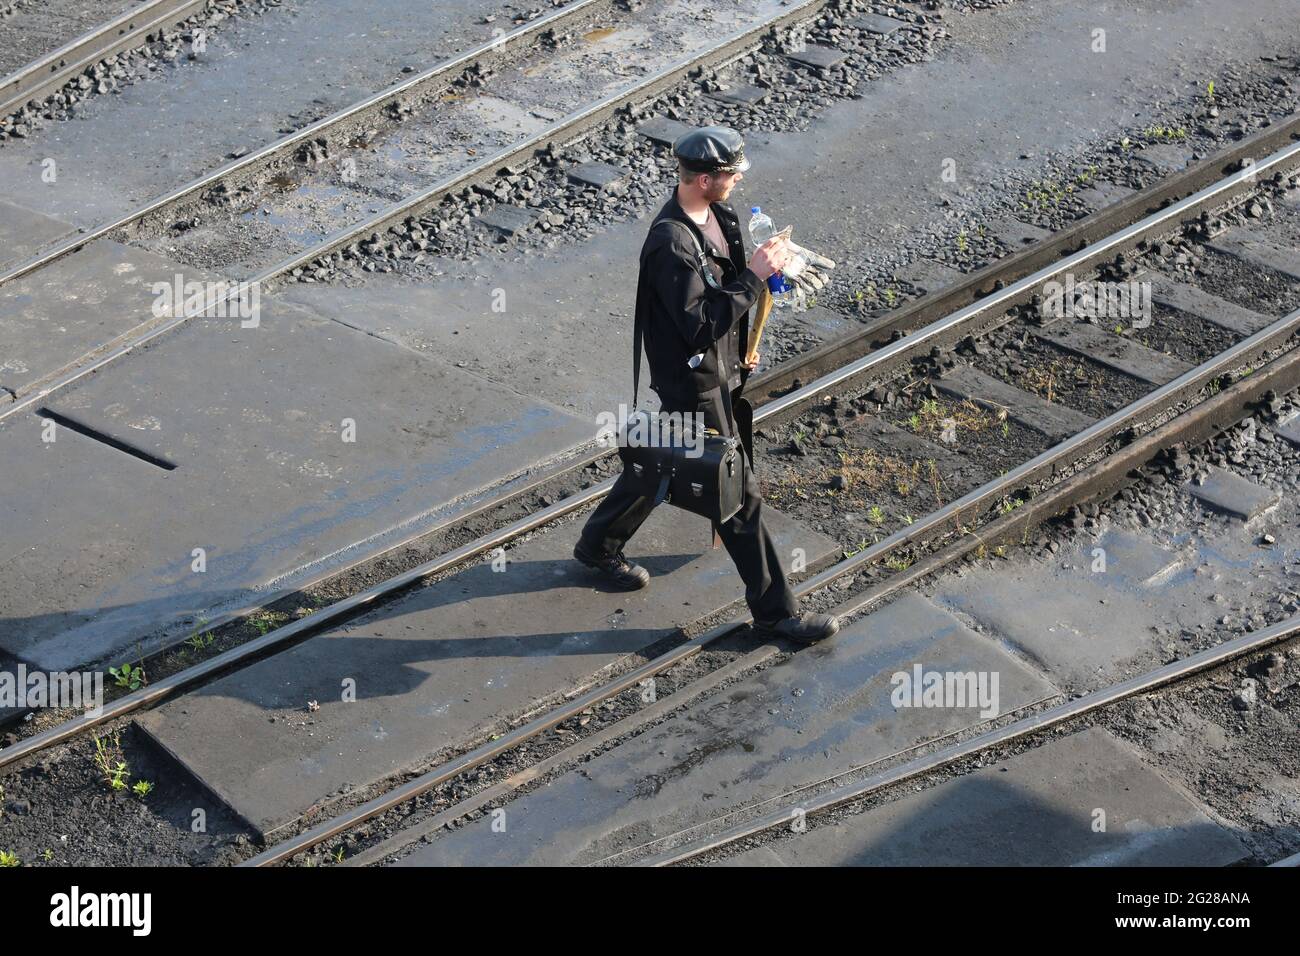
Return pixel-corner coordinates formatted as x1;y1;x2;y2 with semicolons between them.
753;617;839;644
573;545;650;591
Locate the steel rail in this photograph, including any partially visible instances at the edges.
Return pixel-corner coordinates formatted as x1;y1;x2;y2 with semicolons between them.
0;0;206;118
0;0;615;288
239;306;1300;866
0;0;833;423
645;613;1300;866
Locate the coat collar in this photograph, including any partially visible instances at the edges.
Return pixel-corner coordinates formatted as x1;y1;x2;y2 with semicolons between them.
657;187;741;259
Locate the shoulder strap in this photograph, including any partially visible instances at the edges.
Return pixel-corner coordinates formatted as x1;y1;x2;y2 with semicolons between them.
633;219;737;436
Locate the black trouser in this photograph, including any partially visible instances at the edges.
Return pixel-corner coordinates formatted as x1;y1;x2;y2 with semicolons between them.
576;386;799;624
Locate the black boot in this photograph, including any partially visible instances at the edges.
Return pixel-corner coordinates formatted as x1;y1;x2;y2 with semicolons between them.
573;540;650;591
754;611;840;644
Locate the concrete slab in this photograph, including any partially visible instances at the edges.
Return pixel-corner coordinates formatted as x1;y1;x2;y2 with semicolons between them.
0;199;78;270
1206;233;1300;283
935;529;1190;686
721;728;1249;866
1146;270;1274;336
1184;466;1280;522
937;364;1095;442
636;117;695;148
706;84;769;107
893;258;963;295
1075;180;1136;212
784;45;847;71
0;238;217;398
475;204;540;237
1132;144;1192;174
279;229;655;424
393;594;1057;866
850;13;910;36
1034;320;1191;385
566;162;627;190
0;297;595;671
1275;415;1300;449
988;217;1051;251
137;505;839;838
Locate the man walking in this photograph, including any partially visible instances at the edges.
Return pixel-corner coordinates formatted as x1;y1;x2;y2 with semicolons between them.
573;126;839;644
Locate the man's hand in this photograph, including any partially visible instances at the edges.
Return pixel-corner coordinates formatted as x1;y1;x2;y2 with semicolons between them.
742;351;761;371
748;236;791;280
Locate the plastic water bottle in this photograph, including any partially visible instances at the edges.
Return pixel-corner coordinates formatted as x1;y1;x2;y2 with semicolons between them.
748;206;793;302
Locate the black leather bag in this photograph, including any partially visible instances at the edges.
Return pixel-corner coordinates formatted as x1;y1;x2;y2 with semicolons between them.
619;412;745;524
619;222;747;525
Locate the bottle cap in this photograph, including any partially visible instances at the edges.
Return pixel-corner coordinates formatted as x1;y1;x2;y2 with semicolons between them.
751;206;760;214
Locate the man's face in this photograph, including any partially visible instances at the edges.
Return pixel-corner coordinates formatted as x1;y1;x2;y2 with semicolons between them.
703;169;743;201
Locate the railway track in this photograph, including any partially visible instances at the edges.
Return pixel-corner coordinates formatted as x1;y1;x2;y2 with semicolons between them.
0;0;821;418
0;0;246;119
0;0;612;289
3;113;1298;866
1;0;1298;867
0;0;1294;680
346;613;1300;868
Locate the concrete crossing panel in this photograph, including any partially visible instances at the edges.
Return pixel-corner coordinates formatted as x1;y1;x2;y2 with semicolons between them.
0;199;77;270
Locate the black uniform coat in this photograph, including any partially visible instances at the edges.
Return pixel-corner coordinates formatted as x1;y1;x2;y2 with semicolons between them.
635;189;764;435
